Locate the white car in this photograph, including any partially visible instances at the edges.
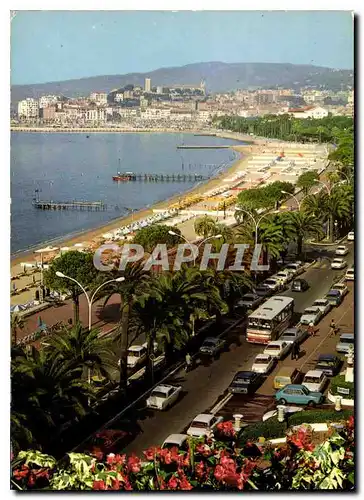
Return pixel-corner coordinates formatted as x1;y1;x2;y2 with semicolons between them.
263;340;291;360
187;414;223;438
300;307;322;325
312;298;332;316
332;283;348;297
335;245;349;256
302;370;327;393
146;384;182;410
285;261;305;277
345;268;354;281
263;278;282;292
331;258;347;270
251;354;276;374
280;326;308;345
347;231;354;241
262;406;303;422
274;270;293;285
162;434;188;450
127;345;147;369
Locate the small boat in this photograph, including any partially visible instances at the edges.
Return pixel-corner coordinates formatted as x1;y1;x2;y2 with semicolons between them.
113;172;132;181
86;135;90;138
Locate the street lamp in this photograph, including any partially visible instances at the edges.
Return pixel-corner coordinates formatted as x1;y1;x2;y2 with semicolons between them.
236;210;279;246
168;230;223;266
56;272;125;331
281;190;302;211
55;272;125;402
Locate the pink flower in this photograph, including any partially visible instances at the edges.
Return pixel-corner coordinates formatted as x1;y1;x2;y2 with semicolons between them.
179;477;193;490
167;475;178;489
127;455;141;474
93;480;107;490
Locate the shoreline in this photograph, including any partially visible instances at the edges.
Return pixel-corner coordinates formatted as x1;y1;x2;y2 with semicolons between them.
11;139;252;268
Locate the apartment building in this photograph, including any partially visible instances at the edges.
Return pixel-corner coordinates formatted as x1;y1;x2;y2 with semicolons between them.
39;95;59;108
140;108;170;120
89;92;108;106
86;108;107;122
18;98;39;119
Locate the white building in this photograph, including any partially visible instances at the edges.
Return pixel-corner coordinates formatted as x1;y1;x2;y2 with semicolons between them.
156;86;164;94
18;98;39;119
140;108;170;120
39;95;59;108
86;108;107;122
145;78;151;93
170;111;193;121
287;106;329;120
119;108;138;118
114;93;124;103
89;92;108;106
347;90;354;106
196;111;212;122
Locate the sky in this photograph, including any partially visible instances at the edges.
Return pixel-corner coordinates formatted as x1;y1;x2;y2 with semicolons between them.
10;10;354;85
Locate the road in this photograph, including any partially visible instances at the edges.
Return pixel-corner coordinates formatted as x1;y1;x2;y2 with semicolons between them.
112;241;354;456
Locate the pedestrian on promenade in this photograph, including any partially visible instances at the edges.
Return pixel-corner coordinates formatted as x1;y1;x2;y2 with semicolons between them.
185;352;192;372
308;323;315;337
291;341;300;360
329;319;337;337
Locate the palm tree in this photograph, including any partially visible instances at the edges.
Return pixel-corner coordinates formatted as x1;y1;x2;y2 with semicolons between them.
11;345;92;453
11;313;24;345
102;262;150;392
194;215;218;239
285;211;325;256
44;324;116;381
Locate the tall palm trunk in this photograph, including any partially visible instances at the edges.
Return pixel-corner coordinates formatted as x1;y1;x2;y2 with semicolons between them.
329;215;334;243
72;294;80;325
145;329;156;385
118;299;130;392
297;235;303;257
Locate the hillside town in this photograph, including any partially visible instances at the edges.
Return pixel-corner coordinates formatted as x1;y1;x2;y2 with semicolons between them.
13;76;354;130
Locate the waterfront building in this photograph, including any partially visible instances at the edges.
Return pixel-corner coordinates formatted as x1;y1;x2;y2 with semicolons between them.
145;78;151;92
140;107;170;120
86;108;107;122
39;95;59;108
286;105;329;119
17;98;39;119
41;105;57;121
89;92;108;105
114;93;124;103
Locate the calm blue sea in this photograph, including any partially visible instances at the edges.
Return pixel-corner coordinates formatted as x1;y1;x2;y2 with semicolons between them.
11;132;243;254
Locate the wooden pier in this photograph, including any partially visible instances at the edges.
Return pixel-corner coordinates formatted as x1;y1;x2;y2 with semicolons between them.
32;200;106;211
114;173;210;182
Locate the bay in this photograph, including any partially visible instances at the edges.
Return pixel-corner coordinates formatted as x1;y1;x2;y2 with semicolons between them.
11;132;243;253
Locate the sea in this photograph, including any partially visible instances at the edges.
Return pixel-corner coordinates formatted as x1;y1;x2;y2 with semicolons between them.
11;132;243;254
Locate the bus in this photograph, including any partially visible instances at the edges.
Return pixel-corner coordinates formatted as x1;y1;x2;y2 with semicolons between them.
246;296;294;344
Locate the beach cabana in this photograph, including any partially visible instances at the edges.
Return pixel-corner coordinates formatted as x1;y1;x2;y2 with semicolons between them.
11;304;26;313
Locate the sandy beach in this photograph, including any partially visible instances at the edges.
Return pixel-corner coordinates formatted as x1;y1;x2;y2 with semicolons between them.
10;141;254;273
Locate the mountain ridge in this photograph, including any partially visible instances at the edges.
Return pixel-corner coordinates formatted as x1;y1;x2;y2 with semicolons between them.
11;61;354;106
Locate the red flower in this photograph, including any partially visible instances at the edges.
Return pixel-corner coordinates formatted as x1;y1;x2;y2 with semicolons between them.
127;455;141;474
347;415;354;431
13;468;29;479
160;448;172;464
195;460;205;478
111;478;120;490
214;464;225;481
167;475;178;489
288;427;315;451
93;480;107;490
179;477;193;490
27;474;35;487
217;420;236;438
196;443;212;457
143;446;161;461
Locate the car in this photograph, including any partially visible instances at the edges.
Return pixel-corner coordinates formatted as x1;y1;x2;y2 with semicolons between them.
291;278;309;292
335;245;349;256
336;333;354;354
187;414;223;438
331;258;347;270
199;337;225;357
274;270;293;285
280;326;308;345
251;354;276;374
262;278;283;292
146;384;182;410
315;354;342;376
228;371;263;394
332;283;348;297
302;370;328;393
325;289;344;307
162;434;188;450
275;384;324;406
312;298;332;316
238;293;263;310
345;267;354;281
300;307;322;326
285;261;305;277
347;231;354;241
262;406;303;422
263;340;291;360
127;345;147;369
254;285;273;298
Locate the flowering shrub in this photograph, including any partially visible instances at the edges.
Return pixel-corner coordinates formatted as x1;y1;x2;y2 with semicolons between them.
11;418;355;491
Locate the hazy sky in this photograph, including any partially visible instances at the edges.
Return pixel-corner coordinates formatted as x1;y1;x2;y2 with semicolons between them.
11;10;354;85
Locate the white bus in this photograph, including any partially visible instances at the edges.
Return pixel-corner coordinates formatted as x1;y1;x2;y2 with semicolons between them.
246;296;294;344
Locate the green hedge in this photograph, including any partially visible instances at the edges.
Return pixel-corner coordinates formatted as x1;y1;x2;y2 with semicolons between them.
288;409;353;427
237;409;354;446
237;418;287;446
330;375;354;399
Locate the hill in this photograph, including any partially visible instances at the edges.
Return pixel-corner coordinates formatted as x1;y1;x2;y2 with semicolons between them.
11;61;353;106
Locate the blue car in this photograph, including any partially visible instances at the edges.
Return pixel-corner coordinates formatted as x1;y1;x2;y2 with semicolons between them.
325;289;343;307
275;384;324;406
